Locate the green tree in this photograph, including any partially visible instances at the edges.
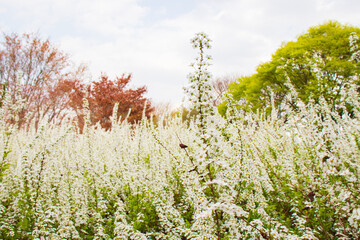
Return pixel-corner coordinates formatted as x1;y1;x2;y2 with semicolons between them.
219;21;360;116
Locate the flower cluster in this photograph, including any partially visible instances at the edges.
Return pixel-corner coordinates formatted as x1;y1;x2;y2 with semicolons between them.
0;33;359;239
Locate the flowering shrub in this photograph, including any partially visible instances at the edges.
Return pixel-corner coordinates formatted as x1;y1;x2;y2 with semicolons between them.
0;33;359;239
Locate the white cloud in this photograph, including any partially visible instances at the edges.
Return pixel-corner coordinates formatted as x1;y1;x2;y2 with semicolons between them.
316;0;336;11
76;0;147;35
1;0;360;104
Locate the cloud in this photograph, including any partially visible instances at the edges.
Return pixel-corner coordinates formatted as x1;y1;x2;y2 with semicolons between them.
1;0;360;105
75;0;147;35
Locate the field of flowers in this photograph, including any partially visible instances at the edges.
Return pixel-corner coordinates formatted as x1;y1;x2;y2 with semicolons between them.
0;33;360;239
1;89;360;239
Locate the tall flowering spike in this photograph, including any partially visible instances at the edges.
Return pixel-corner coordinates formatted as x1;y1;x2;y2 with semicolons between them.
350;32;360;62
185;32;215;120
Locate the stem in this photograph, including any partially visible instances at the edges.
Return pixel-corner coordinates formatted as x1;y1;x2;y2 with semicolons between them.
34;150;46;207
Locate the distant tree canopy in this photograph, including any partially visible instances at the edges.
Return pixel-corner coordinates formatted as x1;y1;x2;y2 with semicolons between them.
219;21;360;116
0;33;153;131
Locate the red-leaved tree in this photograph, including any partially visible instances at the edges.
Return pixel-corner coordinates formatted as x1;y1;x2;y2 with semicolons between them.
0;33;153;131
0;32;85;129
57;74;153;131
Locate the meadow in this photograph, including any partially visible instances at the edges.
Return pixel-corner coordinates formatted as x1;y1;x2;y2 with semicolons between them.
1;31;360;239
1;87;360;239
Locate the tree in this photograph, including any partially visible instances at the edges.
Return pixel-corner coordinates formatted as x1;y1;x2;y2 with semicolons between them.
0;32;83;129
219;21;360;116
211;75;236;106
0;32;151;131
60;74;153;131
89;74;153;129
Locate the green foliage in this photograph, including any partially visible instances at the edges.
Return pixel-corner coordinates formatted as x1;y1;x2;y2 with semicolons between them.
0;82;8;108
0;131;11;182
123;186;161;235
220;21;360;115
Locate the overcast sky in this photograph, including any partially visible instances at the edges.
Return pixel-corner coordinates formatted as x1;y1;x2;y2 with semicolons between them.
0;0;359;105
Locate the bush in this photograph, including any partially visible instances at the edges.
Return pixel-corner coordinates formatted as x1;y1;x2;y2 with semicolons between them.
0;32;359;239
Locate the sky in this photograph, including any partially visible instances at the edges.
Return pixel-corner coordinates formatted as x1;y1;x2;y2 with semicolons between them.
0;0;359;106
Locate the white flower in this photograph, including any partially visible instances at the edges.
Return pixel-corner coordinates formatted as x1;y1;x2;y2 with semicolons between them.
200;133;211;140
304;201;313;209
206;179;228;187
327;167;337;175
338;190;351;202
352;208;360;220
196;208;212;220
339;168;351;177
349;208;360;227
298;217;306;225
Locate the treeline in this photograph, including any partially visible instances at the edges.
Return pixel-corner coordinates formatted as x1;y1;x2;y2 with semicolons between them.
1;21;360;131
0;33;152;132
